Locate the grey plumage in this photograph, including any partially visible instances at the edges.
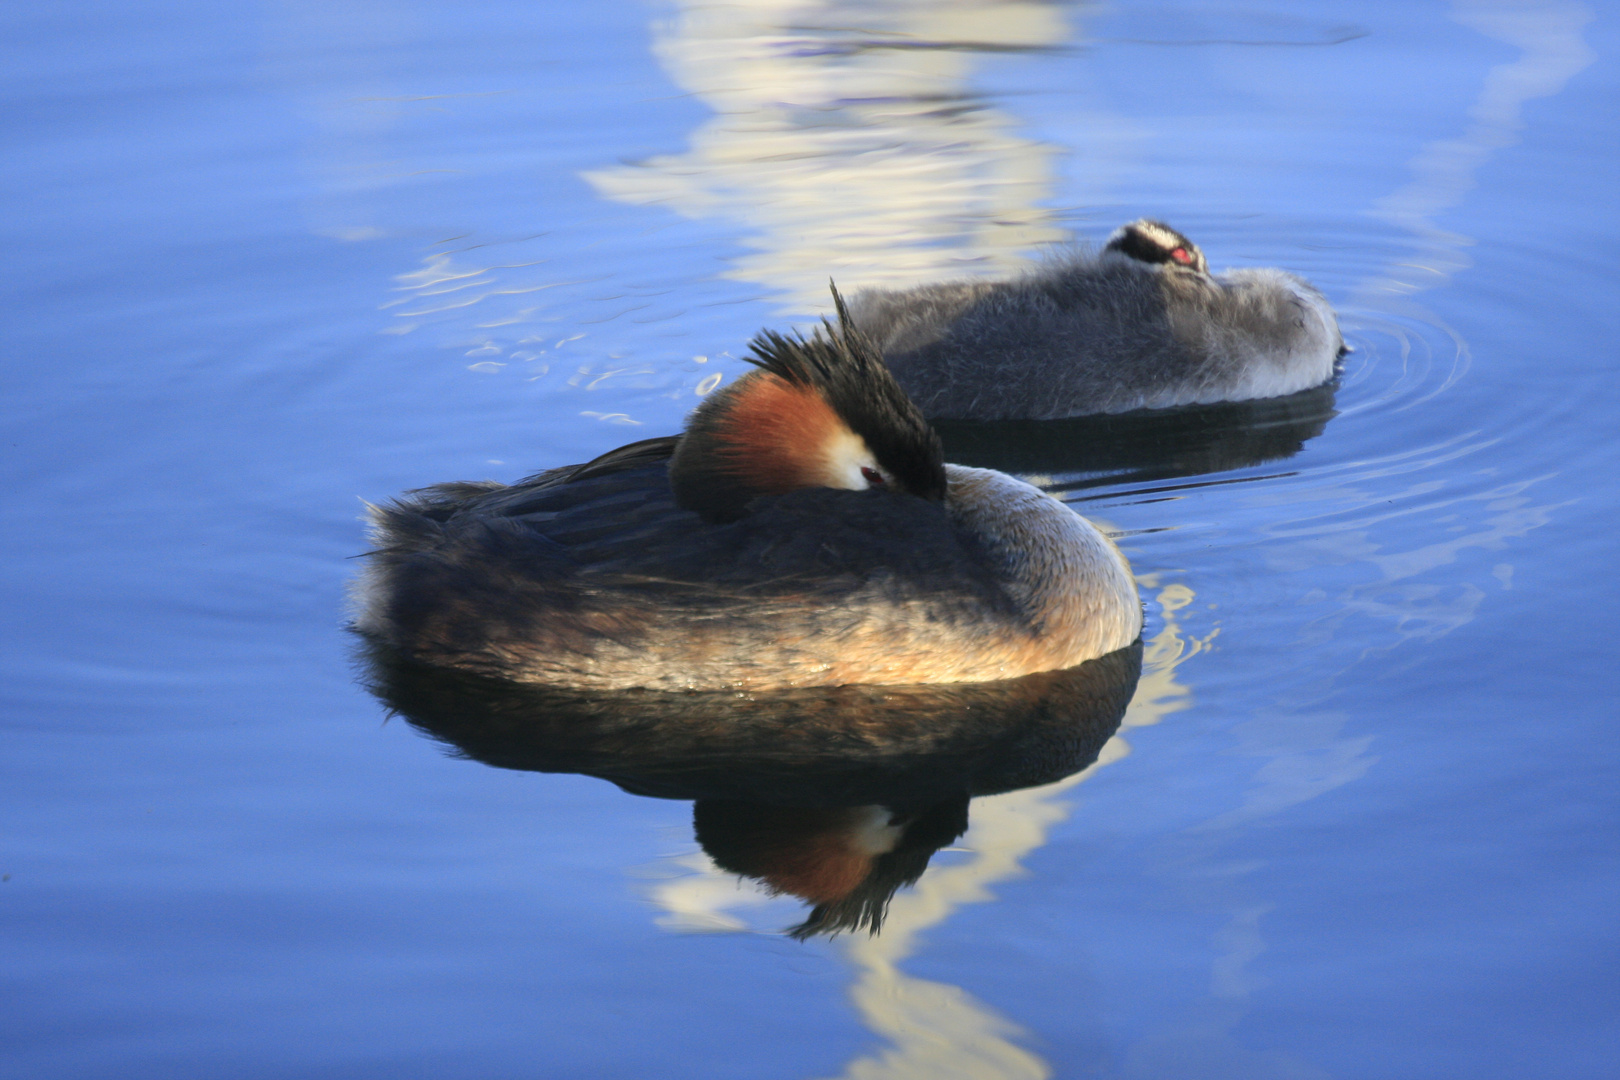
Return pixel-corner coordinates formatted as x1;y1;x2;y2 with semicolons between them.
849;220;1344;420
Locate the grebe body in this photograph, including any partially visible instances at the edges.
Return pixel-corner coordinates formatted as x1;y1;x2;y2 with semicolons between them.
849;220;1344;420
354;298;1141;692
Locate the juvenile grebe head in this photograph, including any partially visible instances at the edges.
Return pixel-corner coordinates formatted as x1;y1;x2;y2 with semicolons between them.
1104;218;1210;275
671;287;946;523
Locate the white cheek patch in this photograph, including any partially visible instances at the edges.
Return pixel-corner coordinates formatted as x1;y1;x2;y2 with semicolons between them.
821;428;880;490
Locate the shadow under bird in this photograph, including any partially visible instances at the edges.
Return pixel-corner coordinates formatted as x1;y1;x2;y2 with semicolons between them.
850;219;1346;420
353;291;1141;692
933;378;1339;488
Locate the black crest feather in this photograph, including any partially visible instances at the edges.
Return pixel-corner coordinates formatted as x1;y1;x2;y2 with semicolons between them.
670;283;946;522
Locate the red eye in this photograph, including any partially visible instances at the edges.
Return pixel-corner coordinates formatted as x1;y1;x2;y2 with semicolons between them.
1170;247;1192;264
860;466;885;486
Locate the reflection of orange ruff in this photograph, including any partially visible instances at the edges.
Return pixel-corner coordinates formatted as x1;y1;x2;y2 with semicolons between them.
773;837;870;905
755;808;894;905
697;805;900;905
692;799;973;938
354;297;1142;691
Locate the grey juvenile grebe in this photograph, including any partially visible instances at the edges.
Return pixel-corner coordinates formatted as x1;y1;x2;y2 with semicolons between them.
353;292;1141;691
849;219;1345;420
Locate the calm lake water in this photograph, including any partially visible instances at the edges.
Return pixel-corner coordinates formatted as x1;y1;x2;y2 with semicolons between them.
4;1;1618;1077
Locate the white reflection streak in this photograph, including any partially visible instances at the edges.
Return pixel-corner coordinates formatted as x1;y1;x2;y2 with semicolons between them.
1262;474;1570;663
1351;0;1594;407
643;581;1213;1080
1165;16;1595;1064
814;581;1210;1080
583;0;1073;311
1233;0;1592;823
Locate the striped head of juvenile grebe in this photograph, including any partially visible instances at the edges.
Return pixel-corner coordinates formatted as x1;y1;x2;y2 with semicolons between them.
1104;218;1210;275
671;286;946;523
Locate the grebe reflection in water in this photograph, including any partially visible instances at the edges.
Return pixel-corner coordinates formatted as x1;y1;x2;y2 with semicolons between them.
851;219;1346;420
354;291;1140;691
360;639;1142;937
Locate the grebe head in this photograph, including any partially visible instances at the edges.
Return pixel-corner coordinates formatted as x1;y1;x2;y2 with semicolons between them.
1104;218;1210;275
671;286;947;523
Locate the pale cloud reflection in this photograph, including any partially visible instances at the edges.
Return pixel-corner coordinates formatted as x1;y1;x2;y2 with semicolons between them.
1262;471;1567;651
1137;14;1593;1061
583;0;1077;311
815;581;1211;1080
1240;0;1592;827
1349;0;1594;408
1362;0;1594;298
1145;469;1570;1076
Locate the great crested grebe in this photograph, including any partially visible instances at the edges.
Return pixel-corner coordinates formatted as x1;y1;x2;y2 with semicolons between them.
353;292;1141;692
849;219;1346;420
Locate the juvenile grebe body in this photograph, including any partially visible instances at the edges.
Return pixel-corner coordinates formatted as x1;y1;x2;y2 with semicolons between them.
354;297;1141;692
849;219;1345;420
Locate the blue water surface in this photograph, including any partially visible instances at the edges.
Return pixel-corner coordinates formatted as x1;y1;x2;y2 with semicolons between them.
3;1;1617;1077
